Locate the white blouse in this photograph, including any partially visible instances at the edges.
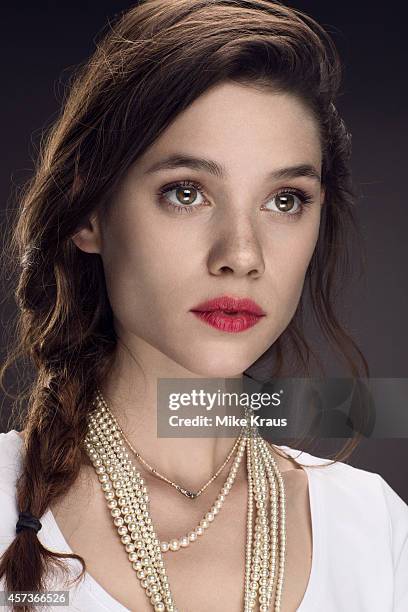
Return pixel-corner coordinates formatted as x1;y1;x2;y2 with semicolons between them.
0;429;407;611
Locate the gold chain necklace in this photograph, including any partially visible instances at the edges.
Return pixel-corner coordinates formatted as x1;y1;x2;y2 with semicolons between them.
94;390;245;554
96;387;244;499
84;391;286;611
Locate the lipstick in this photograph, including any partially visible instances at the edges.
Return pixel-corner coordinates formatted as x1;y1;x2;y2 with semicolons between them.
190;295;266;333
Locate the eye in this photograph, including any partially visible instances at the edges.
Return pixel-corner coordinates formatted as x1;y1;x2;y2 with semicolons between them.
262;189;313;216
157;180;208;214
156;181;314;217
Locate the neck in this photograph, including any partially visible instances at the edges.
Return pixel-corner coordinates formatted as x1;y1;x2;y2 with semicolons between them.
98;338;247;492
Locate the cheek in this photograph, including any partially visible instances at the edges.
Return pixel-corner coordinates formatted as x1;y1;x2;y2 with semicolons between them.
100;203;198;334
265;217;320;329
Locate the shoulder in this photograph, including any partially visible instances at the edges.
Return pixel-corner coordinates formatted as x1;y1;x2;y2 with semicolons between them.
278;442;407;506
279;443;408;561
0;430;25;543
281;444;408;607
0;430;24;481
283;443;407;508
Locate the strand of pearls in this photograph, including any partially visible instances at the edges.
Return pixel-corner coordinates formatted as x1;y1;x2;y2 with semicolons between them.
259;437;286;609
160;434;246;553
95;390;247;554
96;387;244;500
243;431;286;612
83;394;286;611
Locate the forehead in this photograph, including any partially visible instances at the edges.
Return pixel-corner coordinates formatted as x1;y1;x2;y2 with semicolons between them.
137;81;322;176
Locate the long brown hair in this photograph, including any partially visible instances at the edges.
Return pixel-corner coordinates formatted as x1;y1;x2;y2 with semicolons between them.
0;0;369;605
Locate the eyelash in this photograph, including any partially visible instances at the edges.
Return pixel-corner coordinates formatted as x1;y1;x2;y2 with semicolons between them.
156;179;314;218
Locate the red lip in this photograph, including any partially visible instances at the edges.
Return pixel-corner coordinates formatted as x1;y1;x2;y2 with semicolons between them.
190;295;266;316
190;295;266;333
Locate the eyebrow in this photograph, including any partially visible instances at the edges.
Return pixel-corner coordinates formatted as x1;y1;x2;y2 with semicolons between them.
144;154;321;183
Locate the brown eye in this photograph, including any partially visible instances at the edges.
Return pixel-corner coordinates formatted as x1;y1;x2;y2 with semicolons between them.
264;191;304;215
159;182;206;209
175;186;199;206
275;193;297;212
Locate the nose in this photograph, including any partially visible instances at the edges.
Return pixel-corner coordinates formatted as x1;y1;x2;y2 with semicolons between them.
207;212;265;279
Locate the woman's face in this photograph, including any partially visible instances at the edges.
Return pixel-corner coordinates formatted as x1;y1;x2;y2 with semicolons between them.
72;81;325;377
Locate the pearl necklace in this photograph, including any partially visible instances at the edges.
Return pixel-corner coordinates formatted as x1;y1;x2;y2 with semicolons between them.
94;390;246;554
83;392;286;611
96;387;244;500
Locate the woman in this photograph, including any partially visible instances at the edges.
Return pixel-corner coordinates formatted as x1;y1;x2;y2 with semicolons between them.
0;1;407;611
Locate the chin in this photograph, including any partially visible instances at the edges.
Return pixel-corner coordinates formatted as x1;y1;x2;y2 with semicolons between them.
183;354;251;379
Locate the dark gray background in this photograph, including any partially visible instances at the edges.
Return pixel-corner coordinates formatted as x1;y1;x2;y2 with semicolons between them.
1;2;407;501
